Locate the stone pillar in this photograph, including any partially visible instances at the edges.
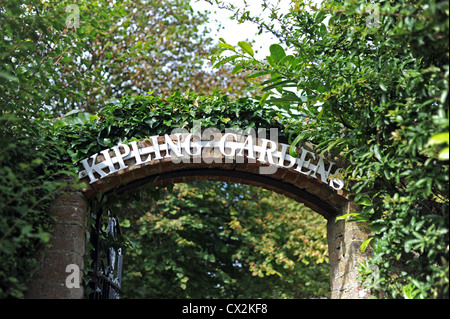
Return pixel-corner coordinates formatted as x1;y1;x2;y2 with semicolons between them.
327;202;373;299
26;187;89;299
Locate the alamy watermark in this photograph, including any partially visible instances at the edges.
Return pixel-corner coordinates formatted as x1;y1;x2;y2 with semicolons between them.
65;264;81;288
63;2;380;30
66;4;80;29
365;3;380;29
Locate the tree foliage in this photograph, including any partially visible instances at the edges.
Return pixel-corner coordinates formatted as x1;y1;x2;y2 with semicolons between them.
0;0;249;117
0;116;77;298
114;182;329;299
211;0;449;298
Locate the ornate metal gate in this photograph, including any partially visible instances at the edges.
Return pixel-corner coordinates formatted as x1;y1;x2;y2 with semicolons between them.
89;211;123;299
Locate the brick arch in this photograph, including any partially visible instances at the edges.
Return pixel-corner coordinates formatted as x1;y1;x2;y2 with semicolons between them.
96;167;347;221
26;132;373;299
116;168;346;219
80;133;349;219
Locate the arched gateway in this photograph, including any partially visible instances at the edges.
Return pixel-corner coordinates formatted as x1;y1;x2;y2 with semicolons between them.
26;97;373;299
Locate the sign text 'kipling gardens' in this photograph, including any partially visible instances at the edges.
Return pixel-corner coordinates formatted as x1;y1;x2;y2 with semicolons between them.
78;127;345;191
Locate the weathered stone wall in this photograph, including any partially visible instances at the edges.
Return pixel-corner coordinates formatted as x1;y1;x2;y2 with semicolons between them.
327;202;373;299
26;187;88;299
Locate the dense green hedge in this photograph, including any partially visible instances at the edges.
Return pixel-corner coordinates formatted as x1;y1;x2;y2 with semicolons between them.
0;112;75;297
55;93;289;165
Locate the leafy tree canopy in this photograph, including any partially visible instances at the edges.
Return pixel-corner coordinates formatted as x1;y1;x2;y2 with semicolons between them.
0;0;250;117
113;181;329;299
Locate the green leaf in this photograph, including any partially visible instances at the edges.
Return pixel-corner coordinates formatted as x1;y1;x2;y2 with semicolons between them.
267;95;303;104
360;237;373;253
335;213;360;221
358;196;372;206
217;42;235;51
0;71;18;82
64;109;82;117
438;147;449;160
371;222;387;234
246;70;271;79
259;92;271;106
21;225;32;236
404;238;422;253
238;41;254;57
317;107;324;121
402;283;421;299
269;44;286;64
428;132;449;145
288;134;304;157
262;79;297;92
232;65;244;74
373;144;382;162
212;55;239;69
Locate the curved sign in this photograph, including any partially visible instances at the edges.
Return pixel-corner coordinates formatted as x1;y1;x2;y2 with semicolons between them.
78;129;344;191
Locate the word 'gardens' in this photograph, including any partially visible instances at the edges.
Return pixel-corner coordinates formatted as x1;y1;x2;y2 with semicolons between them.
79;126;345;191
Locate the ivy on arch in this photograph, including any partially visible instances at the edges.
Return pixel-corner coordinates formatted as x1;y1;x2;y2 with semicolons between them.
53;92;289;166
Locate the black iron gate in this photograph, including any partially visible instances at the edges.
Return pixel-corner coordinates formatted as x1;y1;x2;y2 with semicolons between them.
89;211;123;299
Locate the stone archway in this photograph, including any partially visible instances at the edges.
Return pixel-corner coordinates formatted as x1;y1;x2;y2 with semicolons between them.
26;131;373;299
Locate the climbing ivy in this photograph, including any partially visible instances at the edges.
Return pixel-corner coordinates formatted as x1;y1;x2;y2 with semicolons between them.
52;92;289;168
